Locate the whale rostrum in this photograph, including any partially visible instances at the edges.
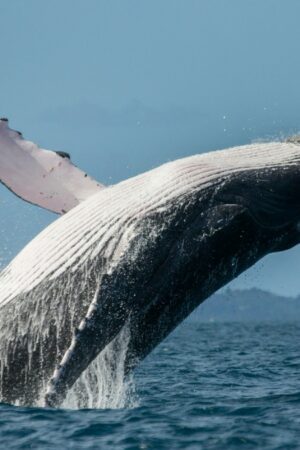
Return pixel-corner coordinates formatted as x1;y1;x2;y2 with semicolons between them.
1;120;300;406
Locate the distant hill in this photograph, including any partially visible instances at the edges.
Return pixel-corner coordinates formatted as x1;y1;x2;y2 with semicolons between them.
190;288;300;322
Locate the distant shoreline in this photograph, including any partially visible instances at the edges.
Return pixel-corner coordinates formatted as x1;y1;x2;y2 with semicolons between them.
190;288;300;322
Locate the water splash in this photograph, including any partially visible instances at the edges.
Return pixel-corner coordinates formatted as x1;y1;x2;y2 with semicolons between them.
61;324;138;410
0;260;138;409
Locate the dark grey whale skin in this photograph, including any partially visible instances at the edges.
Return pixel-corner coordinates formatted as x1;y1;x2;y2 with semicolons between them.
126;205;299;371
1;160;300;407
44;164;300;407
126;165;300;367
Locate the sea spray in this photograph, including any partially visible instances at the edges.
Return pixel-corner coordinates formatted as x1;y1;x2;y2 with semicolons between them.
61;323;138;410
0;257;128;407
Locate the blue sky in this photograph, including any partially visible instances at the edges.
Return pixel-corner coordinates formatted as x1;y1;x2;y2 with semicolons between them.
1;0;300;295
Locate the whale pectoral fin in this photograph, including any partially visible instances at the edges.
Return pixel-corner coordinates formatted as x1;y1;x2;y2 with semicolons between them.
0;118;104;214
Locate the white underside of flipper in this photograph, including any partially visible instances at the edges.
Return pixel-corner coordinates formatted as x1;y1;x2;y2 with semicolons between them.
0;118;104;214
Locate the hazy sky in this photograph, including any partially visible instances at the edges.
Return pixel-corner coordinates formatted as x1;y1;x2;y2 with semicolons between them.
1;0;300;295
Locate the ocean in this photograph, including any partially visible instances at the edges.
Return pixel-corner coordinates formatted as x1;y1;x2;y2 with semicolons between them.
0;322;300;449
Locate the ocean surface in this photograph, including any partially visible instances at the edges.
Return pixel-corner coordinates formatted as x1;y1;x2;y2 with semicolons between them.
1;322;300;450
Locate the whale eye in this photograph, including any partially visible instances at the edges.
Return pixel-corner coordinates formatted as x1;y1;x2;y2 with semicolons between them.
55;151;71;159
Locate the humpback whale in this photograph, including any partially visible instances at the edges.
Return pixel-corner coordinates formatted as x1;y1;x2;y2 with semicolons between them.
0;117;300;407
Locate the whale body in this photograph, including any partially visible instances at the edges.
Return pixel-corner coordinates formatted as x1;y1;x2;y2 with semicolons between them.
1;120;300;407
